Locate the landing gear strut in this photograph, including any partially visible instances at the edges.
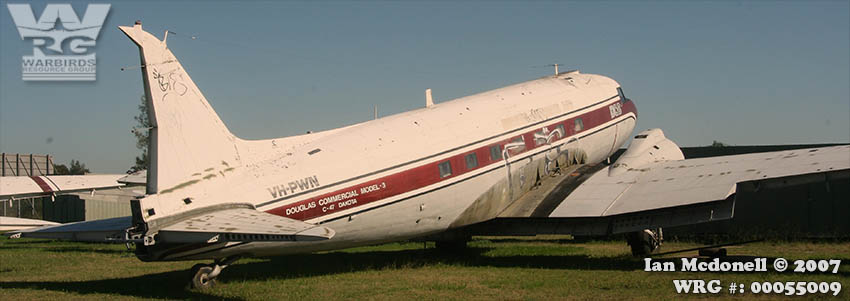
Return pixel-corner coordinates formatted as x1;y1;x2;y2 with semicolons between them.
189;255;241;290
626;228;662;257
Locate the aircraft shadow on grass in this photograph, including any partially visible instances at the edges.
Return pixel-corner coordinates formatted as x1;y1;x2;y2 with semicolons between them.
4;239;848;299
0;243;641;299
232;246;641;280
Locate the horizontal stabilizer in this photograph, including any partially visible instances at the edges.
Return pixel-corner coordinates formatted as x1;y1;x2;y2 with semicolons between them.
6;216;131;242
154;208;335;244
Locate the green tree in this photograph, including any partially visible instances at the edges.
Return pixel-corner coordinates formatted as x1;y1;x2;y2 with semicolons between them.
710;140;728;147
128;95;150;174
53;164;69;175
69;160;90;175
53;159;90;175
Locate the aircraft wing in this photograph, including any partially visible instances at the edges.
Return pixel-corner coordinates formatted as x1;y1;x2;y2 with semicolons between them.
117;170;147;185
0;174;127;201
461;130;849;237
550;145;850;218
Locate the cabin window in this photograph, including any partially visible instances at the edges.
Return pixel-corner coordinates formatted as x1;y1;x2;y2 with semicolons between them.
465;153;479;169
489;145;502;161
438;161;452;178
574;118;584;132
617;87;626;103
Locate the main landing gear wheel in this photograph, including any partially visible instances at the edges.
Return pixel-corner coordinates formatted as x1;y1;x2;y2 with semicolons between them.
626;228;662;257
188;256;241;290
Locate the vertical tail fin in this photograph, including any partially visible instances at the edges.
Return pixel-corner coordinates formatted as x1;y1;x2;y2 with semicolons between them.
119;22;240;194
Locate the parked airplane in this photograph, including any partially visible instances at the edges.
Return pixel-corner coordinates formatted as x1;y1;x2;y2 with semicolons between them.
5;22;848;289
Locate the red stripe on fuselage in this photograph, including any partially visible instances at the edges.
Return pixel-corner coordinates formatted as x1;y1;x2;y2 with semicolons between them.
29;176;53;193
267;99;637;221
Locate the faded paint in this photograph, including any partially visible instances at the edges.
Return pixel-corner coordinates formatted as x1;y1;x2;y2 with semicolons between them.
121;20;638;260
451;149;575;227
158;179;200;194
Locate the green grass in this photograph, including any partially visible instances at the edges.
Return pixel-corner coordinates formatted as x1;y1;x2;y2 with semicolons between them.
1;236;847;300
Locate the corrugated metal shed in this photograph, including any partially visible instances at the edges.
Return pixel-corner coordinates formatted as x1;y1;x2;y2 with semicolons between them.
41;187;143;222
76;187;142;221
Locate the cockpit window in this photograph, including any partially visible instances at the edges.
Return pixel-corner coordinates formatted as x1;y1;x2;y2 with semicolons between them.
634;134;648;139
617;87;626;103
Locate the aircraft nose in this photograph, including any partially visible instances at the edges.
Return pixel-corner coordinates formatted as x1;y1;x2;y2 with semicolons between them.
624;98;637;120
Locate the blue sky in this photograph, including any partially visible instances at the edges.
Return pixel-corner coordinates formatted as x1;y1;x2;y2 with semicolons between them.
1;1;848;173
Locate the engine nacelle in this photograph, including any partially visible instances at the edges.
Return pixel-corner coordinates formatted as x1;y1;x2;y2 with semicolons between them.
609;128;684;176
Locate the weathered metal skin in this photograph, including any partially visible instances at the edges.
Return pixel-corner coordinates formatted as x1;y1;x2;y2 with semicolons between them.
6;22;848;273
119;22;636;260
449;148;586;229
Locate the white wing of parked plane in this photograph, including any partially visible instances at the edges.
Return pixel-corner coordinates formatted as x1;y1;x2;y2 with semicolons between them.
7;205;334;243
0;174;127;201
7;216;132;241
0;216;60;232
117;170;147;186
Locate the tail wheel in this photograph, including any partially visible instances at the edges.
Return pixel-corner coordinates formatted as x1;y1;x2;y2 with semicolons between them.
190;264;217;290
187;256;240;290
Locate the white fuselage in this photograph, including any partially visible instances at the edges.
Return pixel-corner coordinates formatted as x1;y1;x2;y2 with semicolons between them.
141;71;637;260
